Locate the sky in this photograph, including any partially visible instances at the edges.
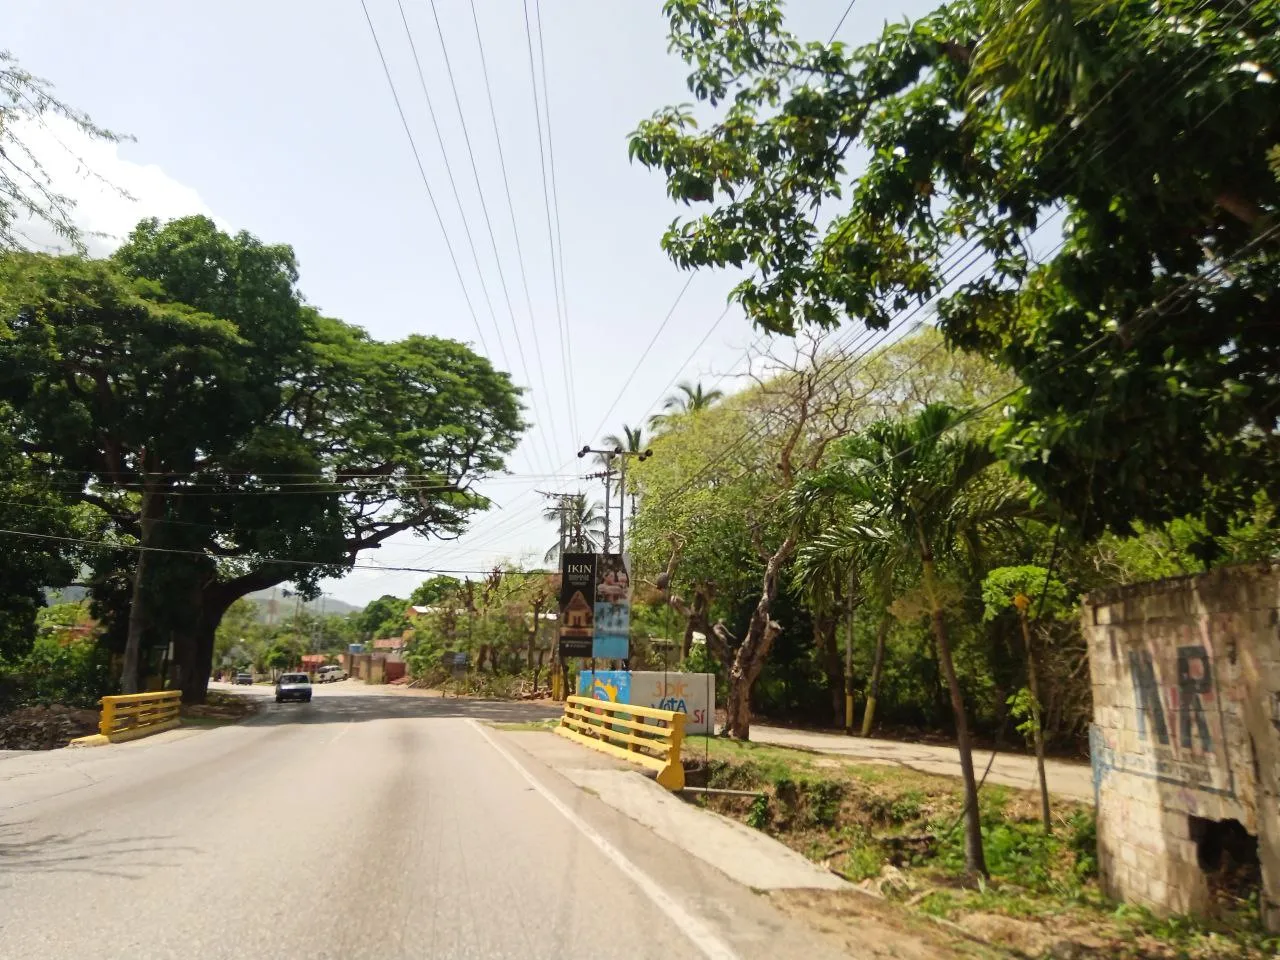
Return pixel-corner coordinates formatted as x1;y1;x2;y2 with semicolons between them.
7;0;940;608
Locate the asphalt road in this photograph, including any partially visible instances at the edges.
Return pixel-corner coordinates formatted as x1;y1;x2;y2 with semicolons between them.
0;683;848;960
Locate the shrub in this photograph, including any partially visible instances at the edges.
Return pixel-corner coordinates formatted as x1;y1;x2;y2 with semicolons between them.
1;636;113;710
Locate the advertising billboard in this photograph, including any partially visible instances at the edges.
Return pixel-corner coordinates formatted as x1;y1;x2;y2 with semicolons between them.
558;552;596;659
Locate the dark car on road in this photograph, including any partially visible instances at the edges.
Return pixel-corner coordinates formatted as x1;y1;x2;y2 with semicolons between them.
234;672;254;685
275;673;312;704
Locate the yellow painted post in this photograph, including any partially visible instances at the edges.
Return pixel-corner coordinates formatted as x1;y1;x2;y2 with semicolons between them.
98;698;115;737
656;711;686;792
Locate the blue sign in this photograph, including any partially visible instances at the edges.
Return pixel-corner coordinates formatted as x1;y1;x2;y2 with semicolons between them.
593;600;630;658
577;669;630;704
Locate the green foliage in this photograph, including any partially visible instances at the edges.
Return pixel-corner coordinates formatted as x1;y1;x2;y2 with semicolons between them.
1005;686;1041;745
649;380;724;431
1068;810;1098;881
746;793;771;830
803;780;844;828
981;565;1070;623
2;636;113;709
409;576;461;608
936;818;1058;891
358;595;406;641
634;0;1280;540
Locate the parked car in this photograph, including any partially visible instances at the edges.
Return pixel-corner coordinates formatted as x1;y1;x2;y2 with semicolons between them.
316;664;347;683
275;672;312;704
234;672;254;685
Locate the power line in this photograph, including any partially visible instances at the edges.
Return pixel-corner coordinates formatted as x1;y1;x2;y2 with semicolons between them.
532;0;577;443
521;0;577;445
422;0;561;475
467;0;575;466
357;0;490;359
0;525;555;577
828;0;857;42
585;272;697;443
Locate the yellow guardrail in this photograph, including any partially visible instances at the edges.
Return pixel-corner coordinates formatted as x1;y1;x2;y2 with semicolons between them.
555;695;685;791
71;690;182;746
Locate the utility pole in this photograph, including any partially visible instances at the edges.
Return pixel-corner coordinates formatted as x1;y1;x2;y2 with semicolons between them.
577;445;652;554
582;467;618;552
537;490;577;561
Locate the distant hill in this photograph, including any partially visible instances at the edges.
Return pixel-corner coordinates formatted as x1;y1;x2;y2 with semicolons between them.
42;586;360;621
244;590;359;622
44;586;88;605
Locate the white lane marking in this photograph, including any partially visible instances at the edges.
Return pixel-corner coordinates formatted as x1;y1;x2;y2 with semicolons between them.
468;719;740;960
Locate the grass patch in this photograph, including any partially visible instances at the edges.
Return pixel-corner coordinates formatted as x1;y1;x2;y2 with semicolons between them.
488;719;558;732
685;737;1278;959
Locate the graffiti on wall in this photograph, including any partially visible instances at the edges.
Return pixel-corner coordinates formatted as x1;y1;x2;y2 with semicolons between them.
1101;631;1236;798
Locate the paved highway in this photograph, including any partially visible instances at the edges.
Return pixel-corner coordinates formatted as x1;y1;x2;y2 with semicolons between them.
0;683;848;960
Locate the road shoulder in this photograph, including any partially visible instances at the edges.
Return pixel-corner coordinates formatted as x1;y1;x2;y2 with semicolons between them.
486;724;983;960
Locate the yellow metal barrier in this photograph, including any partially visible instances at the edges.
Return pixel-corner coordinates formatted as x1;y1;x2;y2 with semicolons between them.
71;690;182;746
555;695;685;791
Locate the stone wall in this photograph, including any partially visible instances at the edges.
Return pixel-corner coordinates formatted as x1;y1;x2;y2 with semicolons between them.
1085;564;1280;929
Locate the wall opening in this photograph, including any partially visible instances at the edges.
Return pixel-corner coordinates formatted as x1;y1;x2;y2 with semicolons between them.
1189;816;1261;912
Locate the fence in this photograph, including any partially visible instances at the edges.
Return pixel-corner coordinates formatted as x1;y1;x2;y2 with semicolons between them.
95;690;182;743
555;695;685;791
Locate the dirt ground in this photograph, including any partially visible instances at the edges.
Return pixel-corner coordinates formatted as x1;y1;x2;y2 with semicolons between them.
0;704;99;749
771;888;1005;959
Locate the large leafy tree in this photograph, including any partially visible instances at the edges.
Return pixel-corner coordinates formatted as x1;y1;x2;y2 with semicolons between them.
0;216;524;700
632;0;1280;538
0;236;292;690
410;576;463;608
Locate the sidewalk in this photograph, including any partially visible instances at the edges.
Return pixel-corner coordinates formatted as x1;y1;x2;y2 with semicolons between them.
751;725;1094;803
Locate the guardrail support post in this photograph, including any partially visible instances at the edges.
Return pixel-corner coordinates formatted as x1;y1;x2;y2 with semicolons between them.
657;711;686;792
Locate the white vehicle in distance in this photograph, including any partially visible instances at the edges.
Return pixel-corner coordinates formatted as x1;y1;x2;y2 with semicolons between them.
316;664;347;683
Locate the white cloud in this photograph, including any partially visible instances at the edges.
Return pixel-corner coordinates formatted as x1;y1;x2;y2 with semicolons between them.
9;114;222;255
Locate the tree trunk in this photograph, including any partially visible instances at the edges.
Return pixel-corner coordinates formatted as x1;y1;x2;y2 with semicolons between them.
860;616;889;737
816;613;842;728
674;582;713;661
923;554;987;878
723;537;794;740
1020;610;1052;832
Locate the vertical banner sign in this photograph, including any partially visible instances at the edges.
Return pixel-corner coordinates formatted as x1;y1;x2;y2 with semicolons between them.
593;554;631;659
558;552;596;659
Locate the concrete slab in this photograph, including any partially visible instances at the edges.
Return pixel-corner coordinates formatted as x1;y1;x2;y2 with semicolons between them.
502;729;632;771
502;728;848;892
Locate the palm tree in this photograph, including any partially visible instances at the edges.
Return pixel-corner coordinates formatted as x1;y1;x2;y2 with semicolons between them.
792;404;1032;878
648;381;723;430
543;493;606;564
598;424;648;522
601;424;645;457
